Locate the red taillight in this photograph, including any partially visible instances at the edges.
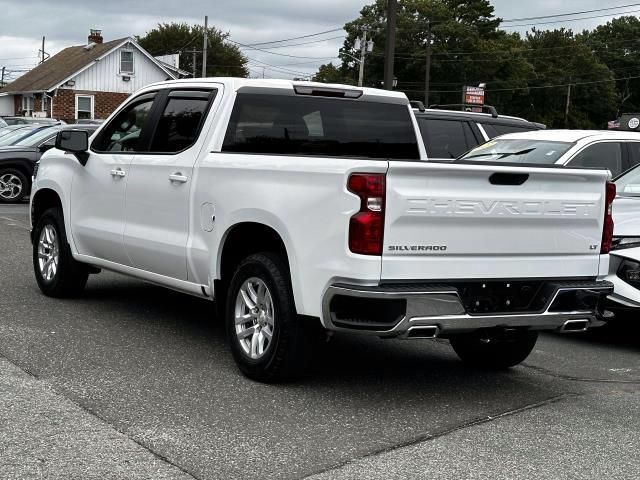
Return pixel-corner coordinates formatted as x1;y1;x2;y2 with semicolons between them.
601;181;616;254
348;173;386;255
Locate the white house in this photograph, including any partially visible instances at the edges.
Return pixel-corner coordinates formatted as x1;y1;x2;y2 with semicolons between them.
0;30;187;122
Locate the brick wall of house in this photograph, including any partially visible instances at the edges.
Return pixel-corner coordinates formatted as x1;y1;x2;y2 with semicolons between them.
52;89;130;122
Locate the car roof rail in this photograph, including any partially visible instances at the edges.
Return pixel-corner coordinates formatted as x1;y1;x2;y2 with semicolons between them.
410;100;426;112
428;104;499;119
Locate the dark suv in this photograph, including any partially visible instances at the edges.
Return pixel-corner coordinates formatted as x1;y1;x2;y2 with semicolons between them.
412;103;545;161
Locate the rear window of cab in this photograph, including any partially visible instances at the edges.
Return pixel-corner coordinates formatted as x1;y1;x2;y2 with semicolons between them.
221;93;420;160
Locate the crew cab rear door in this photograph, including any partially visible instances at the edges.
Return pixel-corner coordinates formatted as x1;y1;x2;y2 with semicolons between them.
382;162;610;281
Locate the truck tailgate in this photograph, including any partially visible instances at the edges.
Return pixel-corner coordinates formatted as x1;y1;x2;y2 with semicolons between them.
382;162;609;281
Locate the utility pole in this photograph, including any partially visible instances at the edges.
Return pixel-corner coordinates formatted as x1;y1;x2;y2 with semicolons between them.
424;20;432;106
202;16;208;78
357;27;368;87
383;0;397;90
41;37;45;63
565;80;572;127
1;67;5;88
192;47;197;78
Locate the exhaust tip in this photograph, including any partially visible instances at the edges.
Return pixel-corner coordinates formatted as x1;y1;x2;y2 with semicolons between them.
406;326;439;339
560;319;589;333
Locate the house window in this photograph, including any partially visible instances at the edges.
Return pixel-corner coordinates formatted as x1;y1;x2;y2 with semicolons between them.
120;50;134;74
22;95;34;112
75;95;94;120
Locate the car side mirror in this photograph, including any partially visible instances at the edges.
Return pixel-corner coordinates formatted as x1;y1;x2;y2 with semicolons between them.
55;130;89;165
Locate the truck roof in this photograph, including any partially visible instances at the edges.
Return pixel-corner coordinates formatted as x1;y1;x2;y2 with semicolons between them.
145;77;410;104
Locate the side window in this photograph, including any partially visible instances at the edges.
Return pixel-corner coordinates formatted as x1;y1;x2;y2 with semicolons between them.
149;90;215;153
92;95;155;153
418;118;476;159
569;142;623;176
625;142;640;171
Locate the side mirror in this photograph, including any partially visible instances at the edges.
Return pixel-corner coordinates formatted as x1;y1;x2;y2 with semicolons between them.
55;130;89;165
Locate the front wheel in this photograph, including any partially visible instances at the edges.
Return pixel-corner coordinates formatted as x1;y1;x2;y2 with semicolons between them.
450;330;538;369
32;207;89;297
225;252;312;382
0;168;29;203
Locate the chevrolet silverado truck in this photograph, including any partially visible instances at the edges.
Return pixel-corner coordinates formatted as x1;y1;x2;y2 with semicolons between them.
30;78;614;382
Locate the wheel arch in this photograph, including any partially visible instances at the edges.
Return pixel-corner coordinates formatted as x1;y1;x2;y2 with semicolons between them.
216;221;302;312
30;187;70;246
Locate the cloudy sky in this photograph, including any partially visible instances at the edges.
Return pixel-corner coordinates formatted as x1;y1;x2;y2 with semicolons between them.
0;0;638;81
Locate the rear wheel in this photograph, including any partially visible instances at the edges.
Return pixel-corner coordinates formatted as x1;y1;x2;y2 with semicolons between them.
0;168;29;204
225;252;313;382
450;330;538;369
32;207;89;297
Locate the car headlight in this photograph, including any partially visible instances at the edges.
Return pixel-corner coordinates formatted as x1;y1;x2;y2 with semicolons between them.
612;237;640;250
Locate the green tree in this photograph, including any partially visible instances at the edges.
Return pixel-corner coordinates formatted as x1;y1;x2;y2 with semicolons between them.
513;28;617;128
313;63;355;84
137;22;249;78
586;16;640;116
321;0;533;108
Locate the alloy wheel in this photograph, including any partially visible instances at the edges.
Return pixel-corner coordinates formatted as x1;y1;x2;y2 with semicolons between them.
234;277;275;359
38;224;59;282
0;173;23;200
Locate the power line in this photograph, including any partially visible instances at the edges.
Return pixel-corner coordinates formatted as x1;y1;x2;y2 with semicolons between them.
244;28;344;47
228;38;337;60
501;8;640;28
501;2;640;23
243;35;344;50
400;74;640;94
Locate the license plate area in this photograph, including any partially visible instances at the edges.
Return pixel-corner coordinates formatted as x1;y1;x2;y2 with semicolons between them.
457;281;548;315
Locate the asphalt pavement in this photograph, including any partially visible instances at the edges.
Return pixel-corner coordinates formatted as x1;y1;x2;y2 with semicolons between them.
0;203;638;480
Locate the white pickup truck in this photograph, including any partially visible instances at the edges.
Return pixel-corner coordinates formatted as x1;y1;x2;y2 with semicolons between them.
30;78;614;382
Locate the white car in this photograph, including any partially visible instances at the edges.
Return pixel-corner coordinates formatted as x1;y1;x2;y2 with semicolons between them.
30;78;614;382
607;166;640;312
457;129;640;177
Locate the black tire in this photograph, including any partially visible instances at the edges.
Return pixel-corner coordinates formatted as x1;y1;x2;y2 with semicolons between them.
225;252;313;382
32;207;89;297
450;330;538;369
0;168;29;204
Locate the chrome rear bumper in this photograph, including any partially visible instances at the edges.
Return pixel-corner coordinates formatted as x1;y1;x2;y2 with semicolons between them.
322;280;613;338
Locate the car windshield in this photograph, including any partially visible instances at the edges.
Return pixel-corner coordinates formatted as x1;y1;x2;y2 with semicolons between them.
615;165;640;197
457;138;574;164
0;126;42;146
14;126;61;146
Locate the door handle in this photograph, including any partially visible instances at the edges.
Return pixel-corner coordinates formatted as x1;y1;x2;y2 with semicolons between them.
169;172;188;184
110;168;126;178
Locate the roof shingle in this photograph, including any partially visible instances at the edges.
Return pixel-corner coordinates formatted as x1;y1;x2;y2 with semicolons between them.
0;38;128;94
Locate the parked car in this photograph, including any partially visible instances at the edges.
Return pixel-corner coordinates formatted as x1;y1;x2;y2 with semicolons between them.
1;116;62;126
411;102;544;161
30;78;613;382
0;125;97;203
605;165;640;313
456;130;640;177
0;124;37;140
0;124;52;147
0;118;7;128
